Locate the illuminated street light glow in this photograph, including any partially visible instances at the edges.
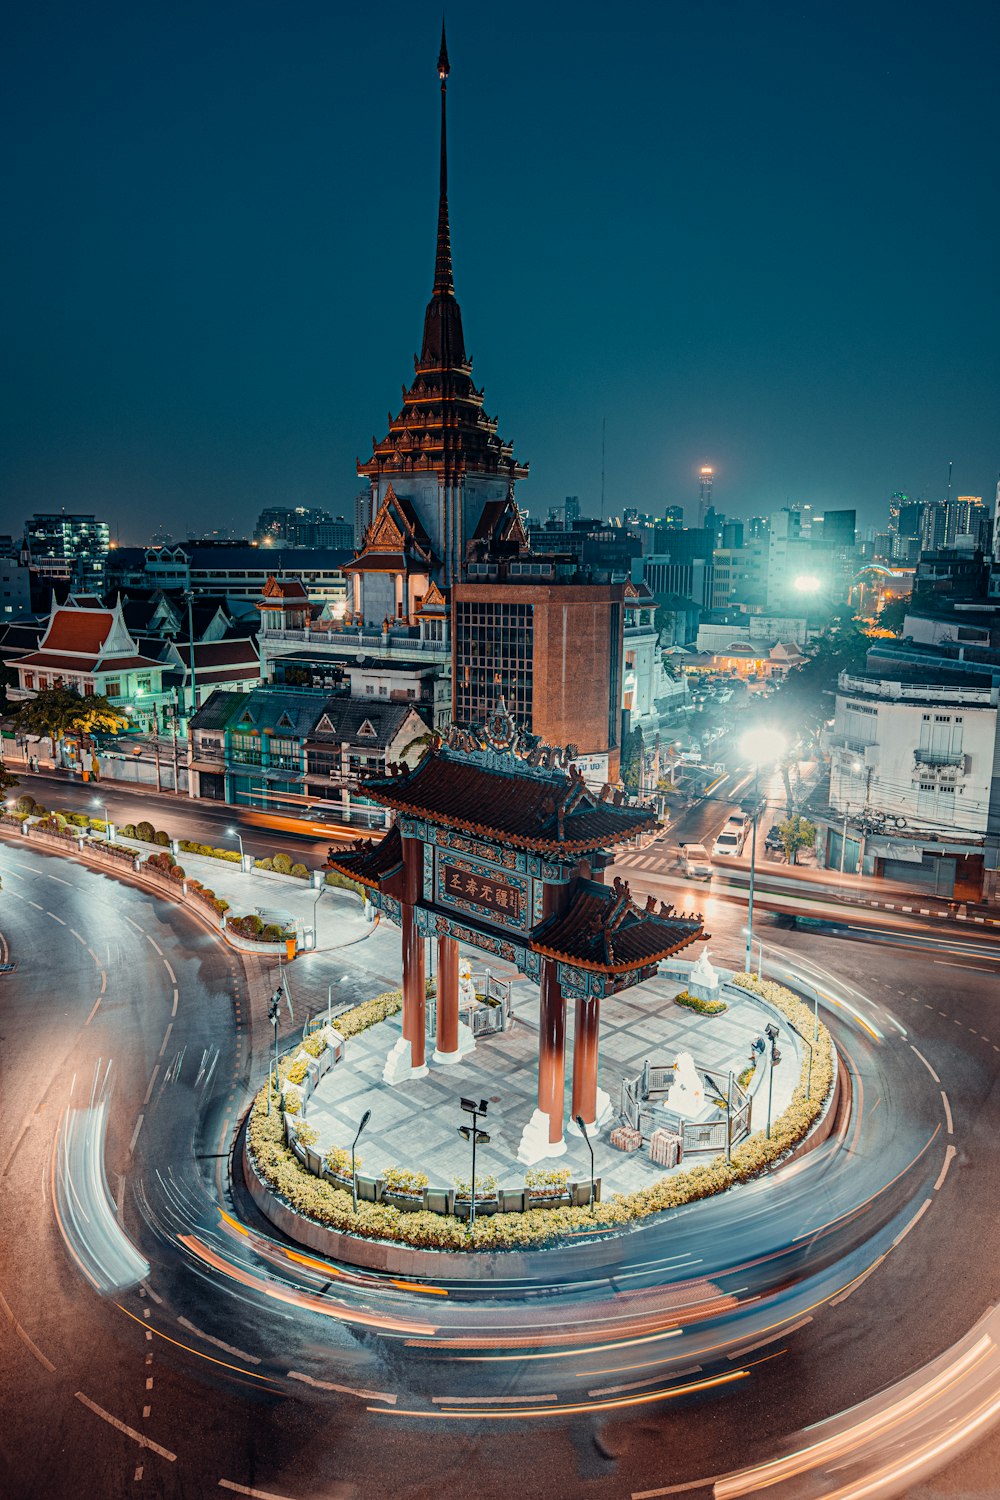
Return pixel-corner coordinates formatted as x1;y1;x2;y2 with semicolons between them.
794;573;822;593
740;727;787;766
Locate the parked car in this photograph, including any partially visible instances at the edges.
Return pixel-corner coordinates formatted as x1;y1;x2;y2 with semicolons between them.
681;842;712;879
712;814;749;859
764;823;784;853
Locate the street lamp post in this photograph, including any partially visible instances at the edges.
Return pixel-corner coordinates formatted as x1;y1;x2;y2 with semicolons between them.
459;1097;490;1229
93;798;113;842
764;1023;781;1139
266;989;281;1116
352;1109;371;1214
229;827;246;868
575;1115;596;1212
787;1018;814;1098
739;727;787;975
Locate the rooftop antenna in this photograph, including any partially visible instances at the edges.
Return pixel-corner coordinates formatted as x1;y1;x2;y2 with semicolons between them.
946;459;953;506
600;417;606;522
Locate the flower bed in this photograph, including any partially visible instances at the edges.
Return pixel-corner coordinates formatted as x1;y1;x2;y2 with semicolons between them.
246;973;837;1252
673;990;728;1016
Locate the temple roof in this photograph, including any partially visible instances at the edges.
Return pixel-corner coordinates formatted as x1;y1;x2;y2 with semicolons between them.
530;877;703;974
357;30;526;488
326;824;405;889
344;485;437;575
352;749;657;854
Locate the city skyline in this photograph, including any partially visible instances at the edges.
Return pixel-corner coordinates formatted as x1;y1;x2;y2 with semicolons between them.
2;1;997;542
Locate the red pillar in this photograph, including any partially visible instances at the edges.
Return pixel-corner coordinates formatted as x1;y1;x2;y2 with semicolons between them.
537;959;567;1145
571;995;601;1126
400;902;425;1070
435;934;459;1060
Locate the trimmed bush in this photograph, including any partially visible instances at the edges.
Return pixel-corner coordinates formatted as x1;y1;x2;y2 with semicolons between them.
255;857;273;871
153;830;170;846
16;795;36;814
226;913;265;939
290;863;309;880
294;1122;318;1148
169;865;185;880
674;990;728;1016
273;853;292;875
136;821;155;843
262;923;286;942
324;869;364;899
89;817;106;832
245;975;836;1252
67;812;90;828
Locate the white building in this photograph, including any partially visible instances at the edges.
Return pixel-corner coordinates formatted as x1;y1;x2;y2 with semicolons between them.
824;668;1000;898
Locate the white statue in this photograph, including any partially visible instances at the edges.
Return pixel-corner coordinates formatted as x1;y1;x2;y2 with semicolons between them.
458;960;477;1007
666;1050;706;1116
689;948;719;990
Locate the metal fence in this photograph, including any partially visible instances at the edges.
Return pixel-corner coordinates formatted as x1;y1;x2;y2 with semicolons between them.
425;969;514;1040
620;1058;753;1155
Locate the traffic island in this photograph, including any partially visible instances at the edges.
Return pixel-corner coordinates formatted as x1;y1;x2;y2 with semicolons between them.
242;972;840;1274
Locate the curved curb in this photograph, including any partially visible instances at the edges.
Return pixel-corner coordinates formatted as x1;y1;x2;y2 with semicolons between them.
241;1040;851;1282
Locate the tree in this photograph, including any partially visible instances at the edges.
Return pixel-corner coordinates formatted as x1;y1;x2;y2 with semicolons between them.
620;725;645;795
13;687;129;748
876;596;911;636
778;814;817;865
0;762;18;794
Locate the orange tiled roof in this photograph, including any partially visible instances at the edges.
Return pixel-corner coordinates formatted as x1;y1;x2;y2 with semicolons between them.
41;609;114;655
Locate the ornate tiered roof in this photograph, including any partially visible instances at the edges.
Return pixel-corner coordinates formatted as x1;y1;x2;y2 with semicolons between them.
329;824;405;889
530;877;702;974
330;700;658;856
345;484;438;577
357;27;526;488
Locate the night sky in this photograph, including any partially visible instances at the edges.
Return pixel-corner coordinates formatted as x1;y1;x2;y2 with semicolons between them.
2;1;998;543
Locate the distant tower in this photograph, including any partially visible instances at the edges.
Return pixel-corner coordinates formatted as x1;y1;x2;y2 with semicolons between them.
992;476;1000;566
697;466;714;529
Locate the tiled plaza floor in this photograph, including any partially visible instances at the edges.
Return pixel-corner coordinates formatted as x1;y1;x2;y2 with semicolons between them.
300;965;802;1196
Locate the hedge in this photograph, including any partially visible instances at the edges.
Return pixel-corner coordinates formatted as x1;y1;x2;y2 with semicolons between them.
674;990;728;1016
246;974;836;1251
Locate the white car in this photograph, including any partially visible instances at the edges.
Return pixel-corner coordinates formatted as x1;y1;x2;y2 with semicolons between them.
682;843;712;879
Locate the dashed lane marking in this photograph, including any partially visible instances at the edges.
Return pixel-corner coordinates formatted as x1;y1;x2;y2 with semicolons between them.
163;960;176;984
146;936;164;956
934;1145;957;1191
218;1481;299;1499
287;1369;395;1402
177;1317;261;1365
128;1114;144;1155
941;1091;954;1135
891;1197;933;1248
142;1067;160;1107
46;912;66;925
74;1392;176;1461
0;1289;56;1371
910;1046;940;1084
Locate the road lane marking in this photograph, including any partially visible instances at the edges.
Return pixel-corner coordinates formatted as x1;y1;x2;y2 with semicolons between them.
933;960;995;972
219;1481;299;1499
142;1067;160;1106
128;1114;144;1155
941;1091;954;1135
891;1197;933;1248
171;988;178;1017
287;1368;394;1401
164;960;176;983
46;874;72;886
0;1289;56;1371
146;936;164;956
177;1316;261;1365
46;911;66;925
158;1022;173;1058
911;1045;940;1083
431;1392;557;1404
84;997;101;1026
829;1252;889;1308
74;1392;176;1461
68;928;87;946
934;1145;957;1191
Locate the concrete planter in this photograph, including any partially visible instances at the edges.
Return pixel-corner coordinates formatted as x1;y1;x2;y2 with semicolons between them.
355;1174;381;1203
526;1193;572;1211
455;1197;499;1219
384;1191;425;1214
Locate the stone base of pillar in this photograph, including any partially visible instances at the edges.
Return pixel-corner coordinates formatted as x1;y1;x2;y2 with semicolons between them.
517;1108;567;1166
382;1037;429;1086
432;1018;475;1066
566;1088;614;1135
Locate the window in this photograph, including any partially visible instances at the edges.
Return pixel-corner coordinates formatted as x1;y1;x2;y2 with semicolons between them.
84;682;94;697
379;686;387;696
366;685;374;695
104;679;121;697
625;650;637;670
24;672;34;690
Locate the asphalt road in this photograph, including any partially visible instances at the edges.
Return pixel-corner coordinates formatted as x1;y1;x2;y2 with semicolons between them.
2;837;999;1498
12;769;334;867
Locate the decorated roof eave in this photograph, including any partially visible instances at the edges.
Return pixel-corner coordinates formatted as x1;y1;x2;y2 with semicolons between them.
529;924;703;975
357;789;657;853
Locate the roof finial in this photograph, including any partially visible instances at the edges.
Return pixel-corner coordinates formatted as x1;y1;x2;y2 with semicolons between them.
433;20;453;297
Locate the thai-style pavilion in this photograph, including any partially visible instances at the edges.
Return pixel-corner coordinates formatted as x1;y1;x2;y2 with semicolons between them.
326;703;705;1162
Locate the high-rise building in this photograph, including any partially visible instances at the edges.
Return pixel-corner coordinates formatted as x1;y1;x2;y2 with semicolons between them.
24;511;110;590
747;515;768;540
887;491;909;533
564;496;580;525
697;467;714;528
822;509;856;549
663;505;684;528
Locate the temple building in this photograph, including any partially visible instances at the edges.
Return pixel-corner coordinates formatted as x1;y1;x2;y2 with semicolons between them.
326;701;704;1162
347;26;527;625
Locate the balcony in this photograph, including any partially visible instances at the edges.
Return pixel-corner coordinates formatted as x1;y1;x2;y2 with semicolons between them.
913;747;966;767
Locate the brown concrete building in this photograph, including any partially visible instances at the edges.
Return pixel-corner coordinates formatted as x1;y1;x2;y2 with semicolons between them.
452;578;625;783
